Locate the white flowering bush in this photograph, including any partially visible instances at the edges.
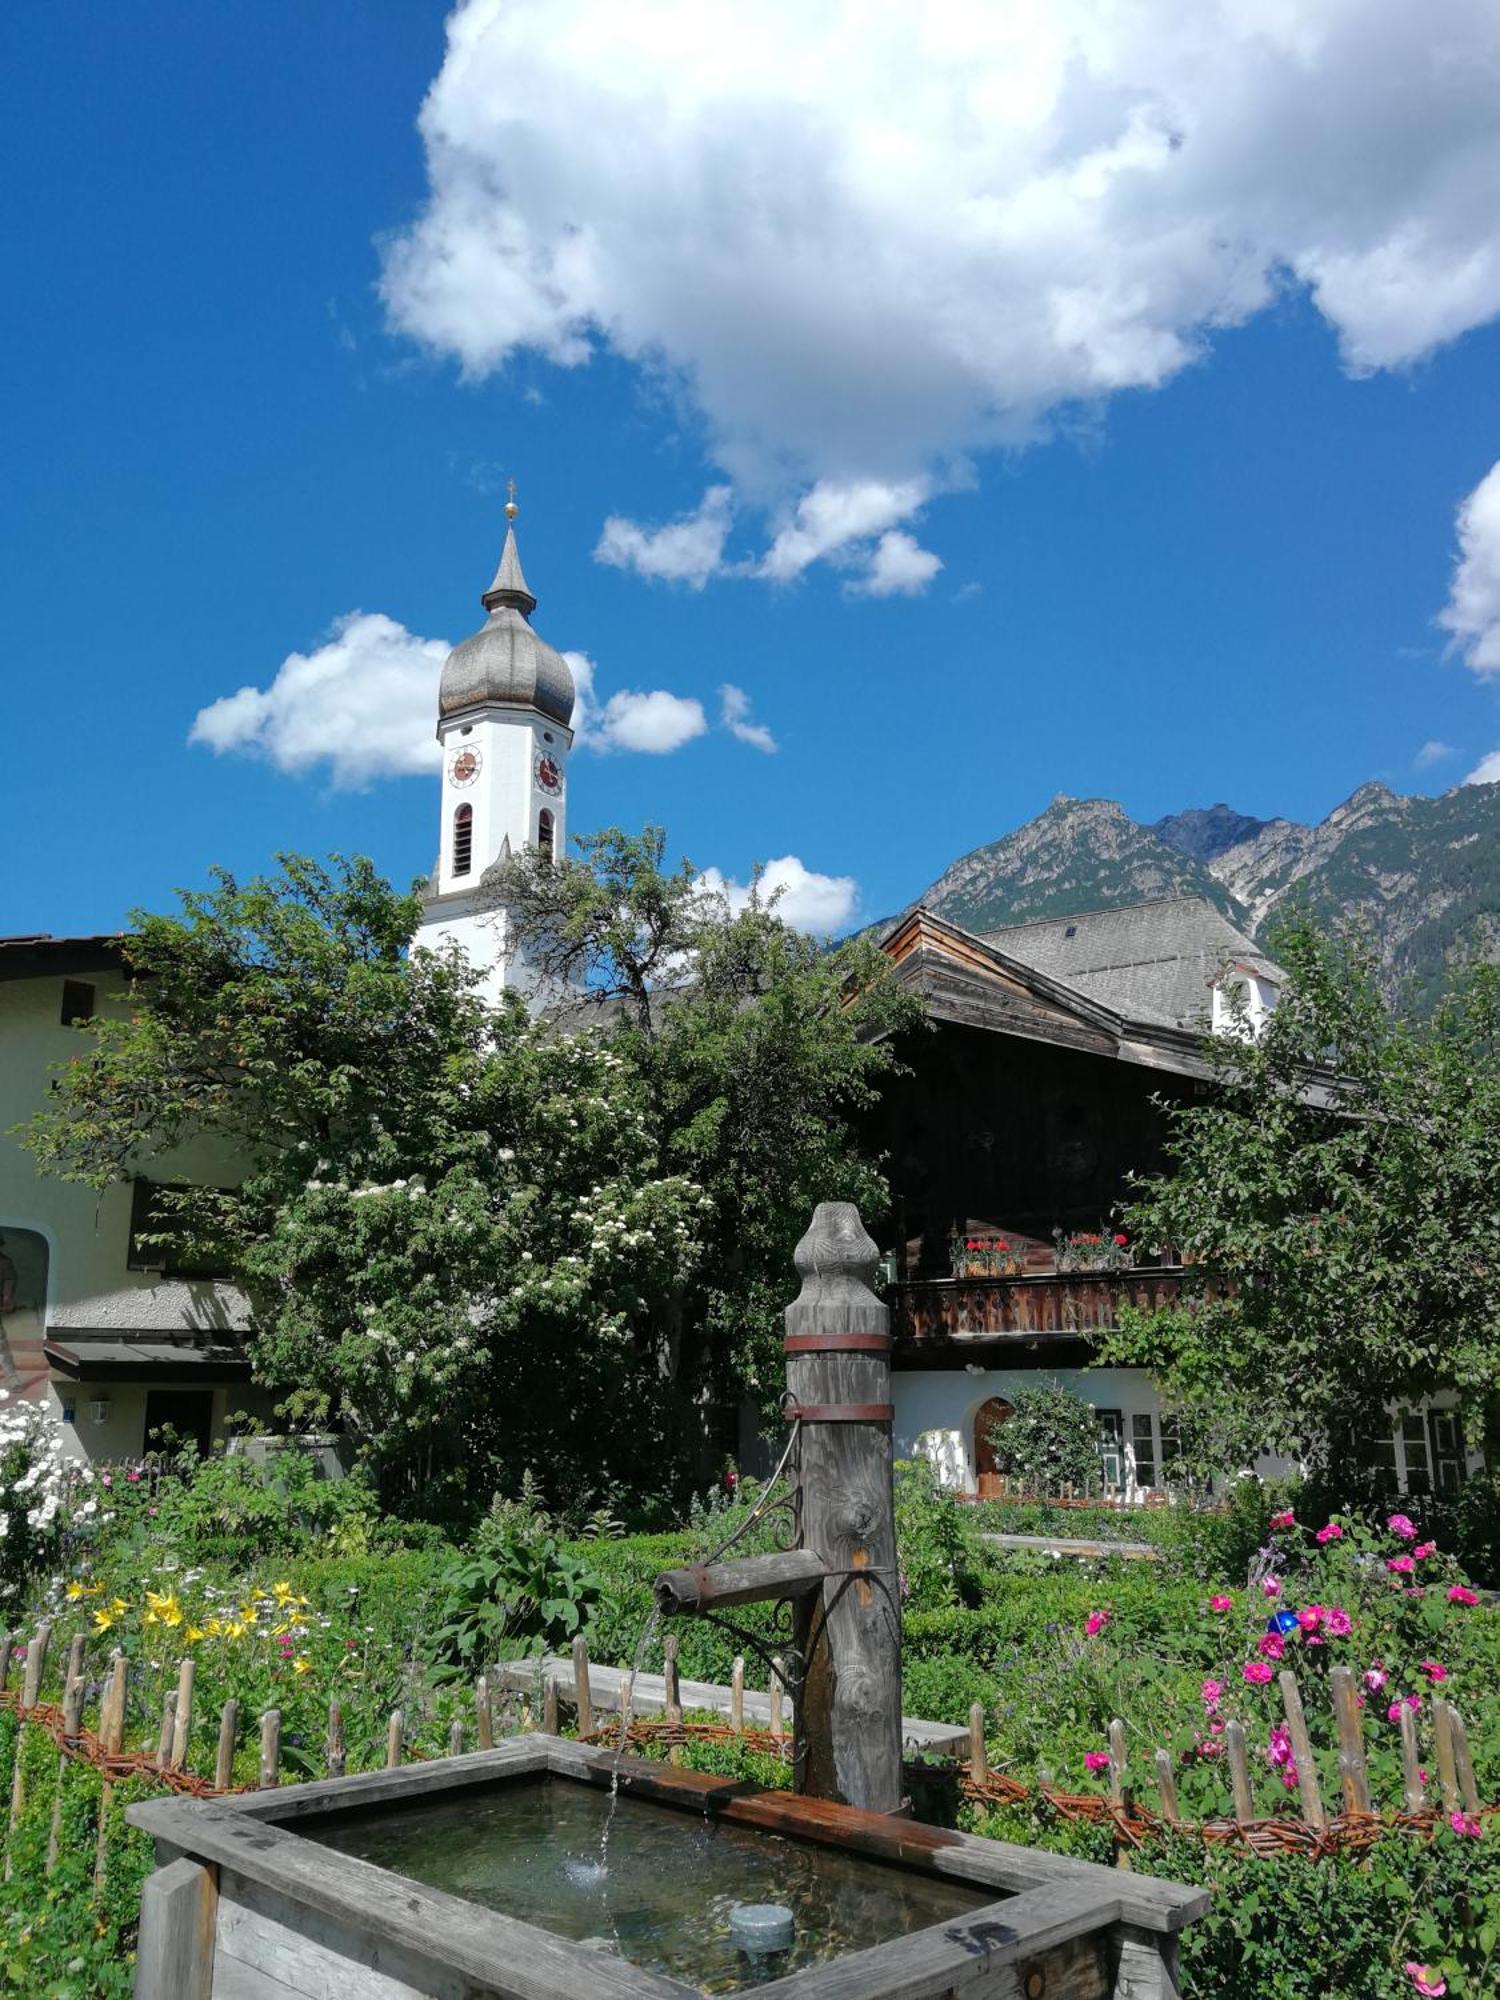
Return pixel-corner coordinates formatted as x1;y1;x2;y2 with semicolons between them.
0;1392;93;1609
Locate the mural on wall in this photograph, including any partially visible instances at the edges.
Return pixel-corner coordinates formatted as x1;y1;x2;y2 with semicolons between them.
0;1226;48;1390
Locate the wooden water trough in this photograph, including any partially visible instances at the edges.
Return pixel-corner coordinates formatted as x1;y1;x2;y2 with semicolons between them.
130;1733;1207;1998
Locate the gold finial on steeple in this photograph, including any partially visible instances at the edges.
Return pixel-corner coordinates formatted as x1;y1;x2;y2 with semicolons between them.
505;477;519;522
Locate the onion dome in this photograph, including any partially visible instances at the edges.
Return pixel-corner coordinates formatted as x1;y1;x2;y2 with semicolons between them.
437;499;575;729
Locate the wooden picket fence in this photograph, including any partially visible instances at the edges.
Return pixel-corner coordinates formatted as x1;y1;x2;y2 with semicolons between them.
955;1669;1488;1864
2;1619;1488;1875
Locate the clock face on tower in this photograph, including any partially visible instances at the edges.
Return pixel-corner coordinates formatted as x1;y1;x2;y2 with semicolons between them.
534;753;564;796
449;748;482;787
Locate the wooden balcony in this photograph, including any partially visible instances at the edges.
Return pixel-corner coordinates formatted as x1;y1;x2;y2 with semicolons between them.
888;1266;1185;1354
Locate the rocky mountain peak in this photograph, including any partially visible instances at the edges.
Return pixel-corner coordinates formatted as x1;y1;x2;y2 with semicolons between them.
901;780;1500;1010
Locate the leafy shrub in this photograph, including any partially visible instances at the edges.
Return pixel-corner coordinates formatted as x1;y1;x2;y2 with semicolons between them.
985;1384;1103;1494
894;1457;992;1607
433;1533;602;1670
97;1448;390;1566
968;1797;1500;1999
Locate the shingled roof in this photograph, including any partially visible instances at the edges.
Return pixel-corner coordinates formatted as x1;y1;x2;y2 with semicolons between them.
981;896;1283;1030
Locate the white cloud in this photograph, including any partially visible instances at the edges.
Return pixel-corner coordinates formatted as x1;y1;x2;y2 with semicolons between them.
719;683;777;753
1465;750;1500;786
759;478;930;584
589;688;708;754
850;530;944;598
1415;739;1457;769
595;485;734;586
384;0;1500;576
1439;461;1500;677
192;628;712;782
189;613;447;789
700;855;859;933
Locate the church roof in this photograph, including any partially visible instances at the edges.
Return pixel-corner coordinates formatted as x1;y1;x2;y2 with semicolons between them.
438;516;575;730
980;896;1283;1029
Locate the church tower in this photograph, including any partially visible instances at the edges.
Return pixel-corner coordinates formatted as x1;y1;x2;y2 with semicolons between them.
415;491;575;1006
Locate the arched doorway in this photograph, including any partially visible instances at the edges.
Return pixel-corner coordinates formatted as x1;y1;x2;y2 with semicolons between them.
973;1396;1014;1482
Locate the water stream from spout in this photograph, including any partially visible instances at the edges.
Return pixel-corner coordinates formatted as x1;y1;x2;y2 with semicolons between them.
597;1604;661;1876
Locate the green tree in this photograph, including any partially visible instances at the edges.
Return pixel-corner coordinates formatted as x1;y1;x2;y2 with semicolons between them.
493;825;925;1425
1101;917;1500;1483
21;855;703;1519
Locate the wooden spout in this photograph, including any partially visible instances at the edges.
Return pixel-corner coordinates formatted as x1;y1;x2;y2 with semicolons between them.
653;1550;828;1618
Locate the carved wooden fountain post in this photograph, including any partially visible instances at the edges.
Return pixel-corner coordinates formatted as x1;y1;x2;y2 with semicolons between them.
784;1201;903;1814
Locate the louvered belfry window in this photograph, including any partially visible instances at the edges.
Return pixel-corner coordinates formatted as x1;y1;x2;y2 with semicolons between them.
452;804;474;876
537;809;554;863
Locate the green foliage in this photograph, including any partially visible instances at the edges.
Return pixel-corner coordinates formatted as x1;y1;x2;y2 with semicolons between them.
433;1534;602;1671
983;1384;1104;1494
100;1449;388;1567
0;1720;154;1999
497;824;927;1435
970;1799;1500;2000
892;1457;990;1607
19;853;708;1523
1103;916;1500;1476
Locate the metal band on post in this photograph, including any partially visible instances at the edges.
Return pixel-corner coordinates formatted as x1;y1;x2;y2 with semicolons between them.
783;1401;894;1423
783;1334;892;1355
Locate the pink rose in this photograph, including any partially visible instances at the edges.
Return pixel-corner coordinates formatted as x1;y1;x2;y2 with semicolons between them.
1406;1692;1422;1711
1414;1541;1436;1559
1209;1594;1233;1612
1196;1738;1224;1758
1242;1661;1273;1685
1266;1725;1294;1768
1315;1522;1342;1545
1084;1751;1111;1772
1270;1509;1295;1528
1200;1678;1223;1707
1257;1631;1285;1660
1387;1513;1417;1540
1084;1610;1110;1637
1448;1586;1479;1606
1296;1605;1324;1633
1387;1700;1405;1723
1261;1576;1282;1599
1405;1963;1447;1997
1387;1555;1415;1575
1419;1660;1447;1683
1324;1607;1352;1637
1449;1811;1481;1837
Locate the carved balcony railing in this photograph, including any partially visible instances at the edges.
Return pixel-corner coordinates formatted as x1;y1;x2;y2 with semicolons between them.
888;1266;1186;1349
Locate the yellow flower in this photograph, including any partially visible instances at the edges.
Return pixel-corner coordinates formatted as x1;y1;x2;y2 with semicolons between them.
91;1608;115;1633
239;1605;259;1626
110;1598;127;1616
204;1618;222;1638
224;1620;246;1641
271;1582;295;1606
292;1657;312;1676
66;1581;85;1601
185;1626;205;1644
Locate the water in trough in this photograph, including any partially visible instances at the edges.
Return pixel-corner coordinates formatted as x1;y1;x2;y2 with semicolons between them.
312;1776;994;1993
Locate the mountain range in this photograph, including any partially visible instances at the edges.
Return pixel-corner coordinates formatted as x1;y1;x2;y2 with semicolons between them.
894;781;1500;1010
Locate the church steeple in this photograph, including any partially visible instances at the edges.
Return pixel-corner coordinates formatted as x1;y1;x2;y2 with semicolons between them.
416;482;576;1012
481;483;537;616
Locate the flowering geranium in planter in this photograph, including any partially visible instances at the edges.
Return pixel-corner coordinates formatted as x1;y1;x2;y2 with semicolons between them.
949;1233;1024;1278
1052;1227;1132;1273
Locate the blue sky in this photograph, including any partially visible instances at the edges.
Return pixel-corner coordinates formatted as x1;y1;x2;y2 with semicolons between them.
6;1;1500;941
